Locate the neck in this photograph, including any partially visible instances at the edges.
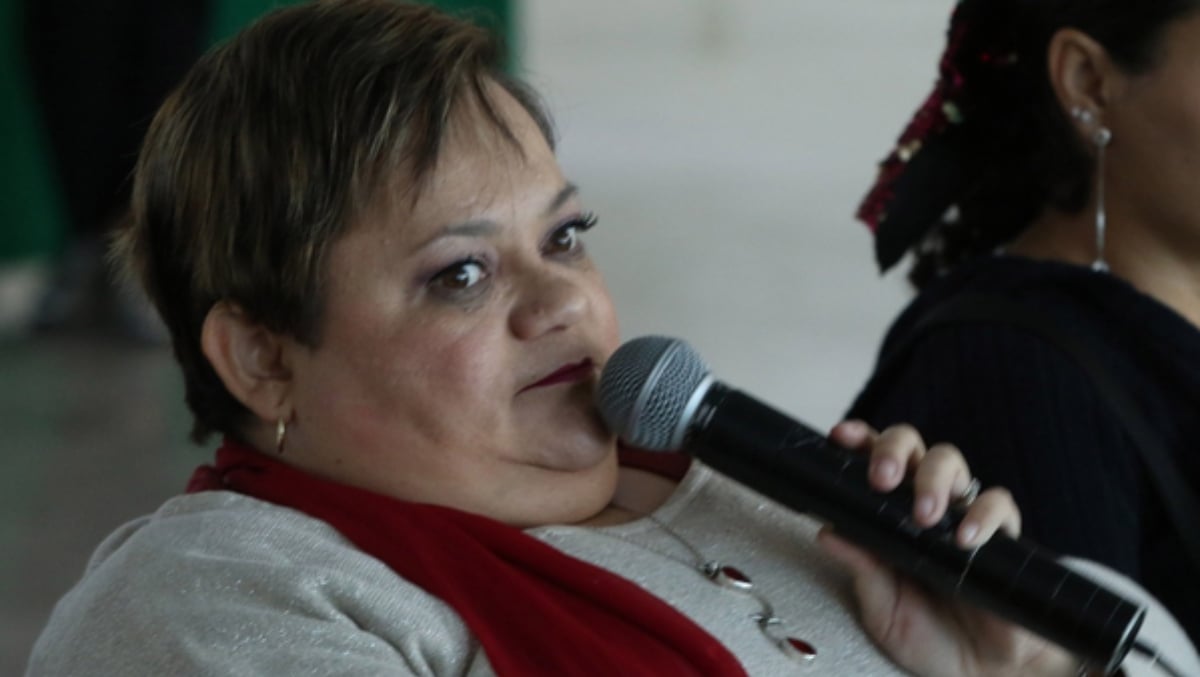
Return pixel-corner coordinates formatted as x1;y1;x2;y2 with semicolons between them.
1007;209;1095;269
1010;209;1200;329
575;465;679;527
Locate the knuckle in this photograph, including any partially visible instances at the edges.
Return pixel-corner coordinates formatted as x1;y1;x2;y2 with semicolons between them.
986;486;1014;505
888;423;921;442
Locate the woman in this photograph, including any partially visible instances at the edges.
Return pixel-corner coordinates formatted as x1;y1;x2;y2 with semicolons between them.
26;1;1196;675
850;0;1200;646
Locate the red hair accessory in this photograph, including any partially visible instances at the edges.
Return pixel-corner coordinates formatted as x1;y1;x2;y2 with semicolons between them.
856;2;1017;271
857;11;970;234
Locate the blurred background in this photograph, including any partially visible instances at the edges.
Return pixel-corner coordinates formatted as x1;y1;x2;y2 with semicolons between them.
0;0;953;672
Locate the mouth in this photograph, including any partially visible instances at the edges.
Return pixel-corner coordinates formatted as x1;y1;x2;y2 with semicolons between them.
521;358;596;392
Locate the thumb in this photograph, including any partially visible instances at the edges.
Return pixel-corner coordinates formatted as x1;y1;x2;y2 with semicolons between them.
815;526;884;577
816;527;904;643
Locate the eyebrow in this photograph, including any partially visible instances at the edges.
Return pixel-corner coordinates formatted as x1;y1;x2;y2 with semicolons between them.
544;183;579;217
419;182;580;248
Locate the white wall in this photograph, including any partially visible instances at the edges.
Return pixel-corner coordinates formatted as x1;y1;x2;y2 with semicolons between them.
522;1;956;428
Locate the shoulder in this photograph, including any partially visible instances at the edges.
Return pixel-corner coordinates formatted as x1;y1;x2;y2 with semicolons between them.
876;254;1173;365
849;260;1148;491
855;304;1115;432
27;491;476;676
879;257;1120;358
857;256;1134;420
73;490;396;593
852;256;1174;454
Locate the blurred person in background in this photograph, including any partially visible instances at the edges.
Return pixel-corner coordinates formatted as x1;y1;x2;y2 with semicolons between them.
22;0;209;341
849;0;1200;646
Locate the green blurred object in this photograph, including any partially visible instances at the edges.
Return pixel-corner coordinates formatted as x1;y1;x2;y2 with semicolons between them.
211;0;516;52
0;0;65;262
0;0;516;264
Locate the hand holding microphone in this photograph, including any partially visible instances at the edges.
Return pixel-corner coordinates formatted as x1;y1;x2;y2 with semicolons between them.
596;336;1146;675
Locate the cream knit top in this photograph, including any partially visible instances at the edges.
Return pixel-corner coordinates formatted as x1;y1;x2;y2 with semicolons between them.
27;461;1198;676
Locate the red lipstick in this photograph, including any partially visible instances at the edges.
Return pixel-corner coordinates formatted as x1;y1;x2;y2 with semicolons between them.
523;358;594;391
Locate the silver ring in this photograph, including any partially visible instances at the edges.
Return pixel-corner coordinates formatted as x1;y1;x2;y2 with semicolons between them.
954;477;981;509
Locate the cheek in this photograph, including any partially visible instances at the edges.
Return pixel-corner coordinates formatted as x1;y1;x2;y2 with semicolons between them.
408;336;504;403
307;336;507;468
585;270;621;352
306;299;502;421
372;319;504;407
1129;77;1200;156
1155;94;1200;163
1120;96;1200;214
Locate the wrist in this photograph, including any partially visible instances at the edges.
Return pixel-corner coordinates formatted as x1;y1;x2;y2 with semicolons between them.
1021;644;1093;677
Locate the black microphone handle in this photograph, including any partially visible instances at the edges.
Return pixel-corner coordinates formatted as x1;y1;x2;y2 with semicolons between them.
688;384;1143;675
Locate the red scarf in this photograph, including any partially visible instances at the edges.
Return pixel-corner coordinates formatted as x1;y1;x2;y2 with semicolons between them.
187;438;747;676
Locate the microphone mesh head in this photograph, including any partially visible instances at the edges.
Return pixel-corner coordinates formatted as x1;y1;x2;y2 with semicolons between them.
596;336;711;450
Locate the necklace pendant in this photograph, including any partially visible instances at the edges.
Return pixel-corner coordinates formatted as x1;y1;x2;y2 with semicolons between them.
702;561;754;591
781;636;819;661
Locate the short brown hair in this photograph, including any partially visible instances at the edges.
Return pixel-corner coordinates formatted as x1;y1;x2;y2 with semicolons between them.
114;0;554;442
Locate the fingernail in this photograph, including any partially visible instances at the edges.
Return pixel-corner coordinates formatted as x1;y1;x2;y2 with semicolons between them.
875;459;899;483
915;496;935;520
959;523;979;545
837;420;865;439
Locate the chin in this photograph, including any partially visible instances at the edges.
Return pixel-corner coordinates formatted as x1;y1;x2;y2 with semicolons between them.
499;459;619;528
533;450;615;479
539;430;618;472
533;475;619;528
521;402;616;469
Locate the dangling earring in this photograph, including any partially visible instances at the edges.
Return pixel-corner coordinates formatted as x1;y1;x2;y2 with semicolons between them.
276;418;288;455
1070;106;1112;272
1089;125;1112;272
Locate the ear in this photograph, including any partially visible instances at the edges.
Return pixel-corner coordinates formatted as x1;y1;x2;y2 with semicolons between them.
201;301;294;425
1047;28;1125;131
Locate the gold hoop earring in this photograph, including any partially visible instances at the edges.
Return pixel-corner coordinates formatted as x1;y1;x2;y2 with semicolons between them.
276;418;287;455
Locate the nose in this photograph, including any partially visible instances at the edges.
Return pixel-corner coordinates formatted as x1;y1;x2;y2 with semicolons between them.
510;266;589;340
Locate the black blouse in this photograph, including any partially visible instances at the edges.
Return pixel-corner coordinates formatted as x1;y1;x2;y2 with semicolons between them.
848;254;1200;644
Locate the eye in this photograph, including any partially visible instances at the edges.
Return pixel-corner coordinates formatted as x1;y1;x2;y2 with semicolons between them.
430;258;488;293
545;213;598;256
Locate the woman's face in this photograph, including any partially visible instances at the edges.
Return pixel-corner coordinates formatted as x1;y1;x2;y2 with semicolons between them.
282;84;621;526
1107;11;1200;259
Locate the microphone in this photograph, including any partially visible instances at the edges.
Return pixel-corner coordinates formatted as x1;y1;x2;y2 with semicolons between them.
596;335;1145;675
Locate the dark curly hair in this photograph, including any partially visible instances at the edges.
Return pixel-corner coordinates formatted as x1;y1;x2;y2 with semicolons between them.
867;0;1199;289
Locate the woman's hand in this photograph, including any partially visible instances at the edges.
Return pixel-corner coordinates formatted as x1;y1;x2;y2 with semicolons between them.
816;420;1080;677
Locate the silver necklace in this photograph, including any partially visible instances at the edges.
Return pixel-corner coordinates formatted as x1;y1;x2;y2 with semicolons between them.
601;513;819;664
